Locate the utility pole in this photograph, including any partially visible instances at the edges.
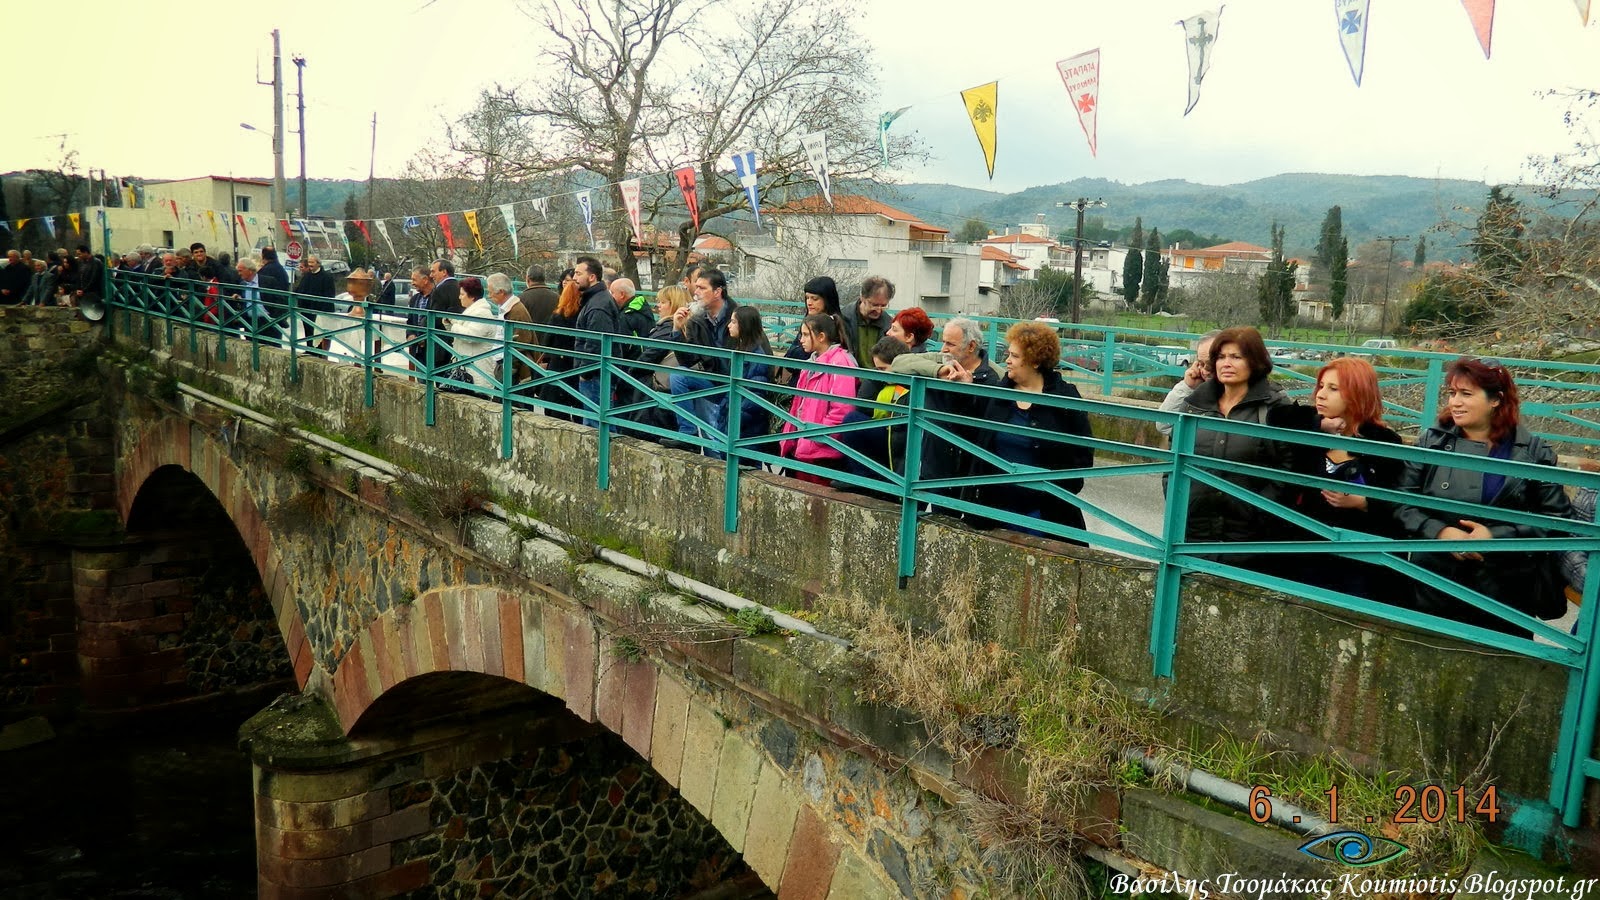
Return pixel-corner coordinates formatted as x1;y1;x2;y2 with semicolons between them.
293;54;307;216
367;112;377;220
255;30;287;217
1055;198;1107;323
1374;234;1409;336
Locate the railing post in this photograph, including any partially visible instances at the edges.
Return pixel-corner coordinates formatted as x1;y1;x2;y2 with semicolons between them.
499;316;514;461
1099;331;1116;396
896;377;929;588
362;307;375;408
287;293;299;383
423;310;437;427
249;296;262;371
597;333;613;491
1150;412;1196;678
1553;565;1600;825
723;353;745;534
216;291;229;363
1421;356;1445;428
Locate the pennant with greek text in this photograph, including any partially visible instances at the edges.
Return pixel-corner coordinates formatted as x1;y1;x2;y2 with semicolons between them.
498;204;518;258
800;132;833;206
878;107;909;166
730;150;761;227
674;167;701;232
374;220;395;257
463;209;484;252
960;82;999;179
575;191;595;247
1178;8;1224;115
1056;49;1101;157
437;213;457;253
69;213;81;234
1334;0;1373;86
619;179;644;242
1460;0;1494;58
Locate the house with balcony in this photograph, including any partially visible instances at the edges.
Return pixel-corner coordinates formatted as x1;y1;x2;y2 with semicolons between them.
762;195;981;313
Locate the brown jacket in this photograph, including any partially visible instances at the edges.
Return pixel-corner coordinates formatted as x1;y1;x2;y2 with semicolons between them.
501;298;536;384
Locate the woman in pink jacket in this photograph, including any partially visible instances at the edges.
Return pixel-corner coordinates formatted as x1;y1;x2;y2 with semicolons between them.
780;313;859;485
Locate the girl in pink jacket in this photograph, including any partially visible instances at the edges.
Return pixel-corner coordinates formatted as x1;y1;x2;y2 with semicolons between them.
780;313;859;484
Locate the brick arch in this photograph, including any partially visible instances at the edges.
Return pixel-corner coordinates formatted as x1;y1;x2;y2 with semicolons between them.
335;586;889;897
116;417;315;691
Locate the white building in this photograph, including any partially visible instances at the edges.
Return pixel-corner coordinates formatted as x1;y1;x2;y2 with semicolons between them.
762;195;983;313
84;176;283;258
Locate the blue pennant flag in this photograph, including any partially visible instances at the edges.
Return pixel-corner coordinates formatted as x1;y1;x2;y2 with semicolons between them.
403;216;420;231
731;150;761;227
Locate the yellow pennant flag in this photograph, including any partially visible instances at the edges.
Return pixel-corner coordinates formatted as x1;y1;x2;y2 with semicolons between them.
463;209;485;252
68;213;81;234
16;218;29;232
961;82;999;179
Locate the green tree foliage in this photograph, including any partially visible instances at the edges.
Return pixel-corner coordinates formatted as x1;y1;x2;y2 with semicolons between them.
1122;217;1144;304
1469;186;1526;284
1163;228;1232;249
1414;235;1427;269
956;218;989;243
1315;205;1343;274
1330;236;1349;321
1401;272;1491;336
1257;222;1298;335
1139;228;1162;310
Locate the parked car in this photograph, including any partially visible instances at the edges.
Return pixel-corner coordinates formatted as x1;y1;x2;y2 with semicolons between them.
1361;339;1398;351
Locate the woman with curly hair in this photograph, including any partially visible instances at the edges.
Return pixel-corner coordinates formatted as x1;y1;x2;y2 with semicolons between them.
945;320;1093;541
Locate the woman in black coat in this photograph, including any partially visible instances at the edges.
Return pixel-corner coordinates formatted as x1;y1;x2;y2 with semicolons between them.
943;321;1094;543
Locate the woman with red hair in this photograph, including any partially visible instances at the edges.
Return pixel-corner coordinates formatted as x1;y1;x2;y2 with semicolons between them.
1393;358;1573;635
886;307;934;354
1276;357;1404;599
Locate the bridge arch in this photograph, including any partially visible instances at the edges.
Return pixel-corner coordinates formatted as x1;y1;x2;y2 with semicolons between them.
116;417;314;691
325;585;874;897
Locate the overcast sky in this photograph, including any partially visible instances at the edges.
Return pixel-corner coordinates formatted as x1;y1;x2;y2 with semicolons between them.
5;0;1595;199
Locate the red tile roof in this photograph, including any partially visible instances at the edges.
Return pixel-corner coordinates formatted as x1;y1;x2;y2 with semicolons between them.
767;195;948;233
980;233;1056;246
694;234;733;251
1205;241;1271;254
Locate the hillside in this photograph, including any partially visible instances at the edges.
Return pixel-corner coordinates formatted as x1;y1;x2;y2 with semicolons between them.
874;174;1510;261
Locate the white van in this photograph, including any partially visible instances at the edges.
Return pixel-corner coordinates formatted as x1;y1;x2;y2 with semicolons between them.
1361;339;1398;350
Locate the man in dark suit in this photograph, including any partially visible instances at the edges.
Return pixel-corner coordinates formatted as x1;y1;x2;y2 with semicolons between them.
259;247;290;287
519;265;558;326
424;258;462;373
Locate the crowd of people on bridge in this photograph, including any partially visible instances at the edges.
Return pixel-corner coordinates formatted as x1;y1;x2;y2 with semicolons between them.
92;245;1594;638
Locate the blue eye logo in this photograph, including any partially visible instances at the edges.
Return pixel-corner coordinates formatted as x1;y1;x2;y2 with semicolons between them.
1298;830;1409;867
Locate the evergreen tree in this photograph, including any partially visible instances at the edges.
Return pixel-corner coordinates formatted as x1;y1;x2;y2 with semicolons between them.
1330;236;1349;321
342;194;372;266
1257;222;1297;335
1140;227;1162;310
1413;236;1427;269
1315;205;1343;274
1122;217;1144;304
1470;186;1526;284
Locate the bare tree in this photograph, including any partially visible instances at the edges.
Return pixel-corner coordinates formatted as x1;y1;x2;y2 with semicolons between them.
499;0;915;283
1170;273;1257;328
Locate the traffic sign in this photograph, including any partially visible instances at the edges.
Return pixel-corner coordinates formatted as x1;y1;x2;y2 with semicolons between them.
287;241;304;263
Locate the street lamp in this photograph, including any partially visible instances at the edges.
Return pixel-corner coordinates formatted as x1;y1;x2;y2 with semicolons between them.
1055;198;1107;323
240;122;286;216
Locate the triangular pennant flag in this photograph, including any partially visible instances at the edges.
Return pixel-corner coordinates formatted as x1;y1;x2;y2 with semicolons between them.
575;191;594;247
800;132;832;206
1178;8;1224;115
374;220;395;257
674;167;701;232
403;216;420;231
498;204;518;258
1576;0;1592;26
877;107;909;166
68;212;81;234
335;221;352;256
1334;0;1373;86
206;210;218;238
41;216;56;239
353;219;371;248
437;213;457;253
1460;0;1494;58
463;209;484;252
279;219;293;239
730;150;761;227
1056;49;1101;157
15;219;29;232
531;196;549;220
170;199;180;222
619;179;644;242
0;222;8;233
235;214;249;241
960;82;999;179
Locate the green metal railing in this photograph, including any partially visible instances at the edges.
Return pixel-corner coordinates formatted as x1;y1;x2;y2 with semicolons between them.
105;270;1600;826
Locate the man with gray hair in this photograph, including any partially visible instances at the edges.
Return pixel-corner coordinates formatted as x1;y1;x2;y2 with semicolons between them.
889;316;1003;503
487;273;535;385
136;244;159;274
1157;329;1221;437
